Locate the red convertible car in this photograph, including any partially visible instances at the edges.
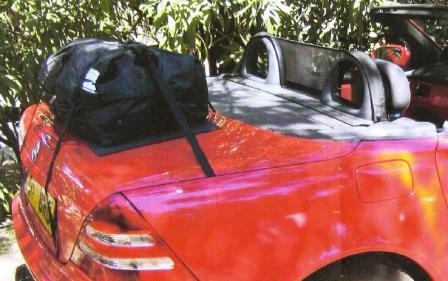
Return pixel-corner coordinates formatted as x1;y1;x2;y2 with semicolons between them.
12;4;448;281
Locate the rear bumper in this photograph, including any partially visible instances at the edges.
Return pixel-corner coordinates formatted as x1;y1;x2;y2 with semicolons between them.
12;194;90;281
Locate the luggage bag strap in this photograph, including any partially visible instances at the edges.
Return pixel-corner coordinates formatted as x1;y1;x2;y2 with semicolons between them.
140;48;216;178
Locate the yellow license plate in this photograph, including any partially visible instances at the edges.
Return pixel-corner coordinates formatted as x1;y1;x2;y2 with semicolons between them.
24;175;56;236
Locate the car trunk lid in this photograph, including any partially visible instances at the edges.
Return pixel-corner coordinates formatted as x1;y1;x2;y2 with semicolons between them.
21;95;357;262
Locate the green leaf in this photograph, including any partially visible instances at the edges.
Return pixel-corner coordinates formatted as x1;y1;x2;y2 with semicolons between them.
3;202;9;213
266;19;274;33
167;15;176;36
155;0;169;21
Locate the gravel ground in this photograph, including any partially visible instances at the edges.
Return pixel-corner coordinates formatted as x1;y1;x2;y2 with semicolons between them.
1;147;24;280
0;220;25;281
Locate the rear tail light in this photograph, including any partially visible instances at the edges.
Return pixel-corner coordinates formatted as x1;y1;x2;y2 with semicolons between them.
71;194;194;280
77;241;174;270
84;224;154;247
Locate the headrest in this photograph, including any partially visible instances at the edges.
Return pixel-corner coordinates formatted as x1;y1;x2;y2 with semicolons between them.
320;51;387;122
375;59;411;113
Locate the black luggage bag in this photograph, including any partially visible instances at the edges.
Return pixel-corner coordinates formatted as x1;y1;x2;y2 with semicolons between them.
39;39;210;147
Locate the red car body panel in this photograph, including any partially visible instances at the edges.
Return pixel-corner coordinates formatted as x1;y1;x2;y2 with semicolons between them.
124;138;448;280
13;187;198;281
14;99;448;280
18;103;357;263
12;194;90;281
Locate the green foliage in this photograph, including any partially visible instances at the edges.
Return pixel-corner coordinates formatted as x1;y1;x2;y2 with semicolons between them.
136;0;383;73
0;182;14;216
137;0;296;73
0;151;20;220
290;0;383;49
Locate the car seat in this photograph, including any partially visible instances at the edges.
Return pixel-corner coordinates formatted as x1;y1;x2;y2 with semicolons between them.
375;59;411;120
